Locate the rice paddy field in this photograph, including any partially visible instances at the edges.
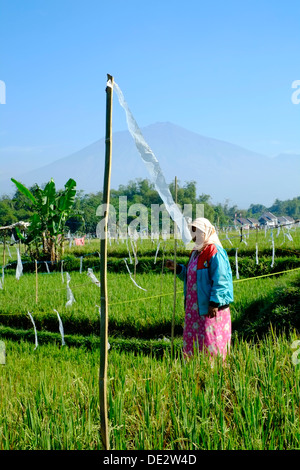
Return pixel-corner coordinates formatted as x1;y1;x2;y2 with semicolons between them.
0;225;300;450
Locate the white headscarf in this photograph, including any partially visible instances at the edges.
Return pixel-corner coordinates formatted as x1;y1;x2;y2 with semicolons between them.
188;217;222;251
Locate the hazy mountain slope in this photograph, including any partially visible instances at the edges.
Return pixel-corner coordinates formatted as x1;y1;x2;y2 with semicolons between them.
1;122;299;207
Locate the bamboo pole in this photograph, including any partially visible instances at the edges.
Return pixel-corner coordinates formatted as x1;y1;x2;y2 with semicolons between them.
158;242;166;318
2;232;6;268
35;260;38;304
171;176;178;358
99;74;113;451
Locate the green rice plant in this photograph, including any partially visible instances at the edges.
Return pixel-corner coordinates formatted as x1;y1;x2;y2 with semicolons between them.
107;330;300;450
0;340;101;450
1;328;300;450
0;265;299;342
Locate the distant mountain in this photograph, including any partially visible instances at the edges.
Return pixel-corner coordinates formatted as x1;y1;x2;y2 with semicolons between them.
0;122;299;208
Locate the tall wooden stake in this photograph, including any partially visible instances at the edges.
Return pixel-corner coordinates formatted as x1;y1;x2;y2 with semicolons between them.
99;73;113;450
3;232;6;268
158;242;166;318
171;176;178;358
35;260;38;304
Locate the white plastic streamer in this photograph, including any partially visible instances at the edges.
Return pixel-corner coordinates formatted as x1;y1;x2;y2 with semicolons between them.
269;230;274;243
271;240;275;268
61;260;64;283
27;311;38;350
87;268;100;287
235;248;239;280
0;341;5;364
65;272;75;307
112;80;192;246
0;278;3;290
16;247;23;280
256;243;259;265
7;246;12;259
124;258;147;291
126;237;133;264
44;261;50;274
54;309;65;346
80;256;83;274
130;237;138;266
225;232;233;246
154;241;160;264
285;230;293;242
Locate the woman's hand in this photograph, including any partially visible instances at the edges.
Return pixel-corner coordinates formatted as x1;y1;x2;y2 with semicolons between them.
166;259;176;271
207;306;218;318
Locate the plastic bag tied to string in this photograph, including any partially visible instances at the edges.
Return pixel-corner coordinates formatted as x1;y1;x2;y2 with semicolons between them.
0;267;4;289
87;268;100;287
130;237;138;266
110;79;192;247
16;247;23;280
235;248;239;280
0;341;5;365
124;258;147;291
154;241;160;264
126;237;133;264
27;311;38;350
65;272;76;307
271;240;275;268
54;309;65;346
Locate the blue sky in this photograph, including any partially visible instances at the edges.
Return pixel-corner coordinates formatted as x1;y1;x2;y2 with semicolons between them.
0;0;299;177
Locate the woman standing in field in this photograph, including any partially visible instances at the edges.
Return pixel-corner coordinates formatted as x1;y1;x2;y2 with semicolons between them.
166;218;233;360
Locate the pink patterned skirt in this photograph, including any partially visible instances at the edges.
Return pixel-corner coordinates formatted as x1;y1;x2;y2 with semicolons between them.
183;252;231;359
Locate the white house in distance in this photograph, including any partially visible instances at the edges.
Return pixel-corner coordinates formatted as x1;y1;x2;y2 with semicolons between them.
234;212;296;229
235;217;250;229
235;217;259;229
277;215;295;226
258;212;278;227
246;217;260;228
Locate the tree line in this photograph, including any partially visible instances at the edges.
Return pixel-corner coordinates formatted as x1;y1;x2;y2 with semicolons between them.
0;178;299;234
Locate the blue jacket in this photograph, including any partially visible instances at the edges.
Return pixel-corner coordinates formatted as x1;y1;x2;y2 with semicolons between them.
177;243;234;316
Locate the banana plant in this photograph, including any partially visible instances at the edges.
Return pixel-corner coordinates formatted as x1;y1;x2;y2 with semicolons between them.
11;177;78;262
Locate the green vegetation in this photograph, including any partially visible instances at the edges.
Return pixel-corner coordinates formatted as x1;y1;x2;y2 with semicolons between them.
1;178;300;236
0;330;299;450
10;177;79;261
0;181;299;450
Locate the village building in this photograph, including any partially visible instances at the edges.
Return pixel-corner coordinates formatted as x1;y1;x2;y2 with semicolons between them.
246;217;260;228
258;212;278;227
